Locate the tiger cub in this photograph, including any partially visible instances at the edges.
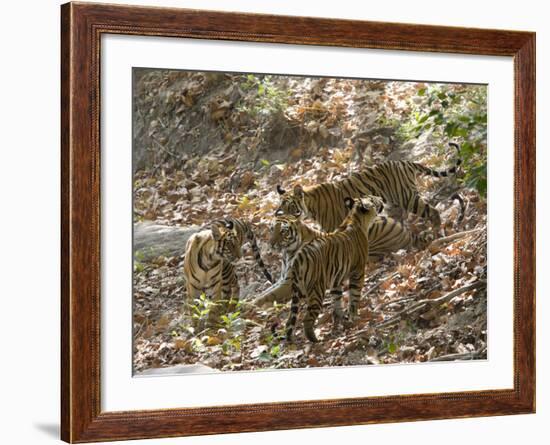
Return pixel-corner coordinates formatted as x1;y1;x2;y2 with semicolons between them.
283;196;382;342
271;214;433;271
275;143;461;232
183;218;272;321
254;214;432;307
368;216;434;260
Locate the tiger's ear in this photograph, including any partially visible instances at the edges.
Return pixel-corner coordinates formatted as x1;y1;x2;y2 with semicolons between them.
276;185;286;195
344;197;354;210
211;224;222;240
224;219;234;230
293;184;304;198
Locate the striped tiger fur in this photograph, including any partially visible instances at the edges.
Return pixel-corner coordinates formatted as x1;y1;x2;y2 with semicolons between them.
220;218;273;284
271;214;432;270
275;143;461;232
368;216;434;260
183;218;272;321
275;196;382;342
254;214;433;307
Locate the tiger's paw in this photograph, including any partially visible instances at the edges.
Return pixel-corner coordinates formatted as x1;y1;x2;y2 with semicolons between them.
343;313;357;329
332;311;345;328
331;323;343;336
304;324;319;343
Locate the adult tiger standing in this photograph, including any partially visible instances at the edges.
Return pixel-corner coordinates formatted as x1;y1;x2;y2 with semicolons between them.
282;196;383;342
183;218;272;323
275;142;461;232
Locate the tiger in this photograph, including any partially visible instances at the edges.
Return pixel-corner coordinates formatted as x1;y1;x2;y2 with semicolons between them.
183;218;272;322
275;142;461;232
271;214;433;270
282;196;383;342
368;215;434;260
254;214;433;307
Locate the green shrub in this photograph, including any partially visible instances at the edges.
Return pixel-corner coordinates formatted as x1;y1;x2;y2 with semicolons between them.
399;84;487;198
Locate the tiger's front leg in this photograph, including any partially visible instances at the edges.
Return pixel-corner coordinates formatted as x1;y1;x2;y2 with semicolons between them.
329;286;345;332
302;287;325;343
185;282;201;304
221;261;239;312
285;291;301;342
347;271;365;324
206;280;224;326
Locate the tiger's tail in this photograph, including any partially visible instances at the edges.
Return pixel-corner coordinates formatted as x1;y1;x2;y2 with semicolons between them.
451;192;466;223
252;276;293;306
414;142;462;178
219;217;274;283
245;226;274;283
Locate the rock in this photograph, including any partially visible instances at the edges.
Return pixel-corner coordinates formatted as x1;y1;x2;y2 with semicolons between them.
135;363;218;376
134;222;200;261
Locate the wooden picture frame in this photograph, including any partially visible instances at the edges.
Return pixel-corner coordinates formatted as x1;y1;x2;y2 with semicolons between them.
61;2;535;442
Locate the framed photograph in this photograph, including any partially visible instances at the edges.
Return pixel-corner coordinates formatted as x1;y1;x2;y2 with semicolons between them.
61;2;535;442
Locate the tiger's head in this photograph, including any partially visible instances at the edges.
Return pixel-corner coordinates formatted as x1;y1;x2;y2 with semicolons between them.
275;184;307;218
210;220;242;262
343;196;384;232
269;215;300;251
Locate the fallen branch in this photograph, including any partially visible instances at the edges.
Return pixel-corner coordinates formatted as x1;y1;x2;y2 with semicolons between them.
364;271;399;298
374;283;440;312
374;295;416;312
430;349;486;362
410;280;484;308
244;318;264;328
429;228;483;251
375;280;486;329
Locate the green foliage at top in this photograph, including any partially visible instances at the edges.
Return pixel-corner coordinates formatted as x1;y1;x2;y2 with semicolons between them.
399;84;488;198
237;74;290;118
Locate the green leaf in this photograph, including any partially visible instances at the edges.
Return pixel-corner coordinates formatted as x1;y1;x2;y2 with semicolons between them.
475;113;487;124
477;177;487;197
257;351;272;362
461;142;474;156
417;114;429;124
455;127;469;137
444;121;459;137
